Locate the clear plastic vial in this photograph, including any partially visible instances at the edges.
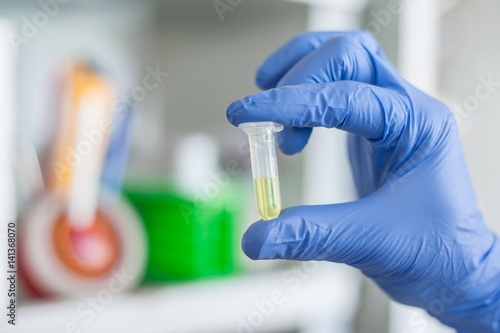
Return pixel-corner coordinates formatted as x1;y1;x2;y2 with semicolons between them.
239;122;283;220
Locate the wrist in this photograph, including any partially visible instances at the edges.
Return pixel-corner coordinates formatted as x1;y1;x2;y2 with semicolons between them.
437;233;500;332
444;290;500;333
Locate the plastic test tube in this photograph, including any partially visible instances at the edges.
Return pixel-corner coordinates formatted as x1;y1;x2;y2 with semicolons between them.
239;122;283;220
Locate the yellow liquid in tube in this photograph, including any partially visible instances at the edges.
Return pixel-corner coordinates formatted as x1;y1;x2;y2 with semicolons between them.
253;177;281;220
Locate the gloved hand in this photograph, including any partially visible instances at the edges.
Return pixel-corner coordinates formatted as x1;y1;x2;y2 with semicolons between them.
227;31;500;332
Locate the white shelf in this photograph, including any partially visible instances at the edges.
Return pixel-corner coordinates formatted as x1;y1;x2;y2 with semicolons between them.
12;263;359;333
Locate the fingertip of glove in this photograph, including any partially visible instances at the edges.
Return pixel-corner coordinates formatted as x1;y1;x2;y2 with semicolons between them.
278;143;302;156
277;128;311;155
226;99;247;126
255;74;274;91
255;64;278;90
241;226;264;260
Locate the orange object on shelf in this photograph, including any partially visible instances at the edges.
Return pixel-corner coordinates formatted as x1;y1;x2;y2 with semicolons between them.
48;64;115;196
52;210;121;278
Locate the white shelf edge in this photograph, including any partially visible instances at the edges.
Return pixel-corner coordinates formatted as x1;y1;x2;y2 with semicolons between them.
12;263;360;333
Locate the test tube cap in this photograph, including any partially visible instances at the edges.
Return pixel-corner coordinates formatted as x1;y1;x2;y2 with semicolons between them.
238;122;283;134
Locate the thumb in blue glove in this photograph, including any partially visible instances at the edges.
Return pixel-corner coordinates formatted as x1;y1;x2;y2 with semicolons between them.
227;31;500;332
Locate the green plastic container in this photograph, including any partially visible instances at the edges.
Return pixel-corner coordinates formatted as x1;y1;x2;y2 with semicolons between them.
124;181;244;282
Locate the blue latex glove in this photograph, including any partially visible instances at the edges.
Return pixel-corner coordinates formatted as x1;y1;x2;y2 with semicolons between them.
227;31;500;332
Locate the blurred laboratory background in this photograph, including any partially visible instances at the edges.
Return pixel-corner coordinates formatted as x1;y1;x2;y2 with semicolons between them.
0;0;499;332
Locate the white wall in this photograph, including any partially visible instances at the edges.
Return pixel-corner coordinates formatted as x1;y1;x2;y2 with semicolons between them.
441;0;500;235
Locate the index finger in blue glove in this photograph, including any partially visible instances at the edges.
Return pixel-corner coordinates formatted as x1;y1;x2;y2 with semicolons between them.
256;31;336;90
227;81;408;143
256;30;390;90
255;32;403;154
271;33;381;154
